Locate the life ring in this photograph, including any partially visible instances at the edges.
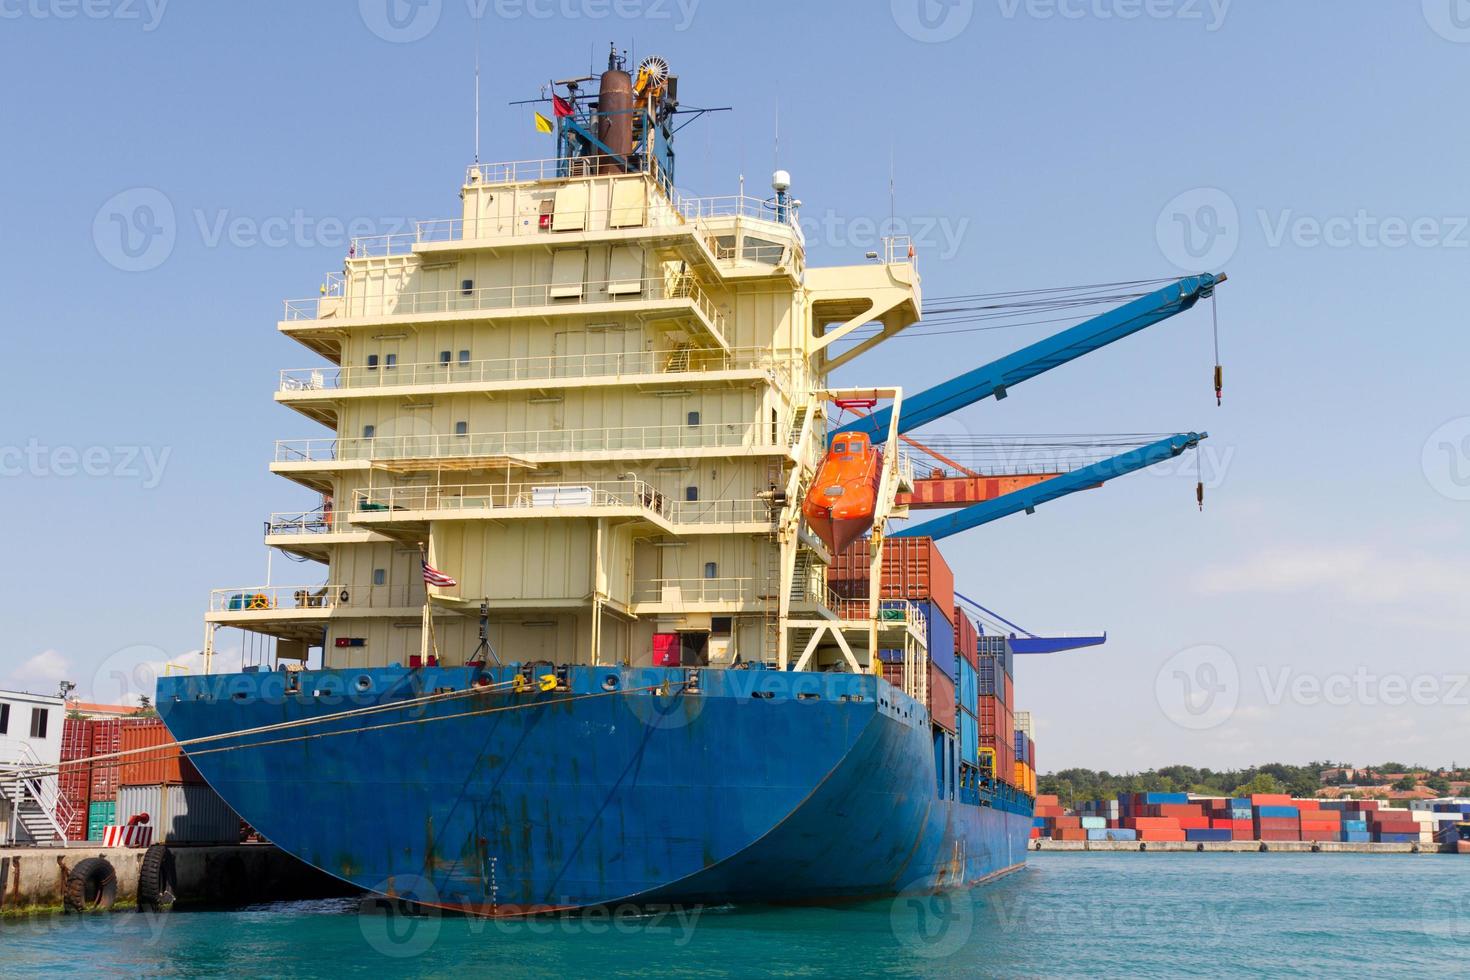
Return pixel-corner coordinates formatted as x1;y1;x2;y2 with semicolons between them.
64;857;118;913
137;844;178;913
339;589;350;604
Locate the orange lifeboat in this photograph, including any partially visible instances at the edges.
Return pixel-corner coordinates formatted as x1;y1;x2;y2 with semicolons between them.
803;432;882;554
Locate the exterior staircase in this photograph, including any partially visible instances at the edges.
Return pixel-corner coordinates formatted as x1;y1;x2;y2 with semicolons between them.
1;744;73;846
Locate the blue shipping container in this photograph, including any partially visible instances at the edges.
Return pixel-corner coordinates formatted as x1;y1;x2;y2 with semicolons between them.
1340;831;1372;843
922;600;957;681
1186;829;1232;842
959;709;979;766
1376;832;1418;843
958;658;978;715
1141;793;1189;805
1257;806;1300;819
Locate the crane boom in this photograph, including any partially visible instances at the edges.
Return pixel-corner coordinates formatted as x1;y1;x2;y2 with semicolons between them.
837;273;1224;442
891;432;1206;540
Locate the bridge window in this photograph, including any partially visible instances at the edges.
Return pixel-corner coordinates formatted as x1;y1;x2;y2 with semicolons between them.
458;350;470;365
685;486;699;502
455;421;468;437
440;351;452;366
367;354;379;371
0;703;8;734
704;562;718;579
362;425;375;439
372;568;386;586
29;707;48;740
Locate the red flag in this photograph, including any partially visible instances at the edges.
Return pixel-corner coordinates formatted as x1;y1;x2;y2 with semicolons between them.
552;94;574;118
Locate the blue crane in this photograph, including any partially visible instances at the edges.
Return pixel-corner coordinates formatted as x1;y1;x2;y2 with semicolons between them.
835;273;1225;442
892;431;1207;540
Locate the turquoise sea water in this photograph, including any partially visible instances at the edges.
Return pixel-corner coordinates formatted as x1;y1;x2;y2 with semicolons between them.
5;853;1467;976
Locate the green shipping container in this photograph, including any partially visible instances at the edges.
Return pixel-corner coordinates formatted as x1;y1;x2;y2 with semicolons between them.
87;801;117;841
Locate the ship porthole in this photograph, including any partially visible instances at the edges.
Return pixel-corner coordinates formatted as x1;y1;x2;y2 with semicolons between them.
354;675;373;693
601;675;620;691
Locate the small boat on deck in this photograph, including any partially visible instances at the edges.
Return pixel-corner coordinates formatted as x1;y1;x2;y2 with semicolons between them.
803;431;882;554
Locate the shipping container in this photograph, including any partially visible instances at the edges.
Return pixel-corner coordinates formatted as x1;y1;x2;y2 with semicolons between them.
829;537;955;615
1186;828;1232;842
119;718;202;786
115;784;241;844
958;709;978;766
952;608;979;669
957;656;978;715
86;800;117;842
929;663;956;733
90;718;123;802
922;601;957;681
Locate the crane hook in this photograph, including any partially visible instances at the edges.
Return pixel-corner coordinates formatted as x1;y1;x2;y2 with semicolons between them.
1195;445;1205;511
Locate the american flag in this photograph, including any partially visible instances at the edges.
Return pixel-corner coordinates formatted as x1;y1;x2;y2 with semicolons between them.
422;560;457;588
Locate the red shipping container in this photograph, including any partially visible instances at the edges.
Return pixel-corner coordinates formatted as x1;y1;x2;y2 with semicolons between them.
952;608;979;669
1054;828;1089;841
1255;817;1298;830
1035;794;1060;807
1123;817;1181;830
830;537;955;615
1052;816;1082;829
1259;829;1300;841
1159;804;1206;819
1250;794;1294;806
1029;827;1042;839
1177;817;1211;830
1231;829;1257;841
119;718;202;786
929;663;956;733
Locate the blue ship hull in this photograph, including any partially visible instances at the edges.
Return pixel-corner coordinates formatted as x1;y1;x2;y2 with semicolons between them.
156;665;1030;914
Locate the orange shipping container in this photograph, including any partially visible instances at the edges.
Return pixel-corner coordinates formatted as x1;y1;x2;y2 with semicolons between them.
119;719;202;786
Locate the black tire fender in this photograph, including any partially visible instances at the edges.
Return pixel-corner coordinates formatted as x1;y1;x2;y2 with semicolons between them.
137;844;178;913
64;857;118;913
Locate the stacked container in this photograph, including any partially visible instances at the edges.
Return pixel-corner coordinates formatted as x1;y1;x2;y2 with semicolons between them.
976;635;1014;784
829;537;955;615
58;716;92;842
89;718;123;814
115;717;239;843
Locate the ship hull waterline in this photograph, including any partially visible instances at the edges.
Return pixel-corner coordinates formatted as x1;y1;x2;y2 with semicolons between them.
157;666;1031;916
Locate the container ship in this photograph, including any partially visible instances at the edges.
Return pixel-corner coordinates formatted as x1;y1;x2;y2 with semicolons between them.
155;50;1222;915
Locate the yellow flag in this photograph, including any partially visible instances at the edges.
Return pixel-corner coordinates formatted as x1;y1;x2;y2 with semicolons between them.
534;111;554;134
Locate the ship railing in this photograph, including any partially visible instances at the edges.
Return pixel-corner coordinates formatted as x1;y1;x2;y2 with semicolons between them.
882;235;916;265
282;275;726;334
461;156;605;187
279;346;782;394
352;480;672;518
632;577;754;604
663;498;775;526
669;192;799;227
825;595;928;632
209;583;424;613
264;510;354;535
275;420;784;464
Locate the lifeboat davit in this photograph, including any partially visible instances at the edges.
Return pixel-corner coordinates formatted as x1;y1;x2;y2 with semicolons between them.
803;432;882;554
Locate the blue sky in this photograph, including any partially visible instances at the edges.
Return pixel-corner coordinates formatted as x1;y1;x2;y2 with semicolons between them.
3;1;1468;771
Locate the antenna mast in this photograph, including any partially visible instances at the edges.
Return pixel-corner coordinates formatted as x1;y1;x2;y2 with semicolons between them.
473;16;482;163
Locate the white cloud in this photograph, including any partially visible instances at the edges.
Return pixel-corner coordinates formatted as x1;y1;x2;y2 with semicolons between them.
4;649;71;692
1194;546;1470;603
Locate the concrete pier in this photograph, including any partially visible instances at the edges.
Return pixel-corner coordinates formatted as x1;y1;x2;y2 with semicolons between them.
1033;839;1451;854
0;844;355;915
